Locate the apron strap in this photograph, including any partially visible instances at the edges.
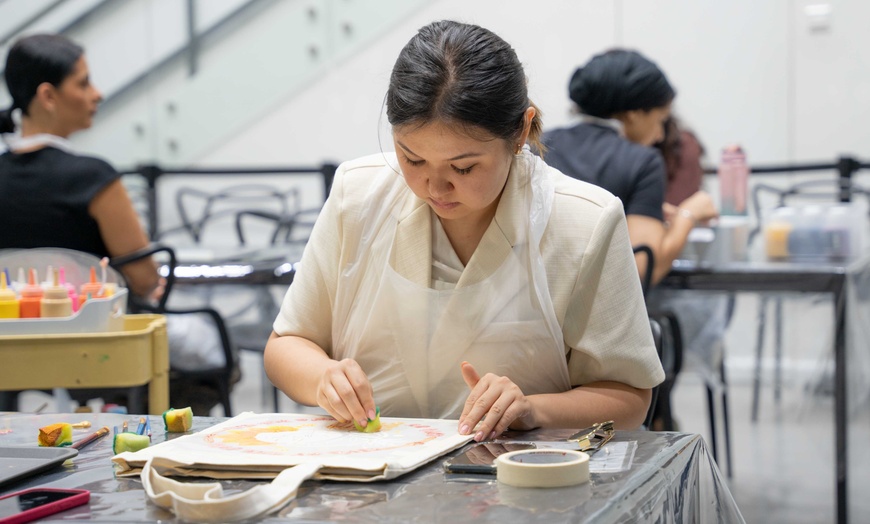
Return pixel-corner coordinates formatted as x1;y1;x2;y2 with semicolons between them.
141;456;321;522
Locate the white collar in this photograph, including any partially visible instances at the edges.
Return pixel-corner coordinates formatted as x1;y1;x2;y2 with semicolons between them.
2;133;76;154
578;114;626;137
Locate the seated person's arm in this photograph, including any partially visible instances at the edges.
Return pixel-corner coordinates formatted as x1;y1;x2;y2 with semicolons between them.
89;179;159;297
628;190;718;285
264;170;377;428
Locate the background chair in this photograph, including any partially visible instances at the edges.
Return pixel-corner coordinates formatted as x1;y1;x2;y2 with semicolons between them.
637;243;732;475
111;244;236;416
158;183;321;412
634;245;683;433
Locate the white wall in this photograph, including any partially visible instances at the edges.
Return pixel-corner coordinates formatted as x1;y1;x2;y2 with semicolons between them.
203;0;868;169
6;0;862;169
5;0;867;233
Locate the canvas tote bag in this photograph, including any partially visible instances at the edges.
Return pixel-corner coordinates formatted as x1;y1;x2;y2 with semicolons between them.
113;412;472;522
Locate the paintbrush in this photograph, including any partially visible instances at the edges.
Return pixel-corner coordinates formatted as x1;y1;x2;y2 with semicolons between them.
71;426;110;450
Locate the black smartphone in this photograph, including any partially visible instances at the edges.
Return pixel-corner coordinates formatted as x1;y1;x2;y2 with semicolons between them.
443;442;537;474
0;488;90;524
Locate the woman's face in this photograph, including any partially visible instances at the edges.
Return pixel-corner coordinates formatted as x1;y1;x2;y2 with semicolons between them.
393;120;515;227
621;104;671;146
51;55;102;136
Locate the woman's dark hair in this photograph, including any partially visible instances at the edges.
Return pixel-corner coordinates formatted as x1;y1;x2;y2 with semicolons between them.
568;49;675;118
386;20;544;153
1;34;83;134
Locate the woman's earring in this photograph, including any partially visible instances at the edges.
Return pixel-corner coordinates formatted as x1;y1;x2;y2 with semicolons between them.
515;144;523;154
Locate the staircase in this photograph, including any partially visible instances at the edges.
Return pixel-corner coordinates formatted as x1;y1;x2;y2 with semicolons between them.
0;0;429;167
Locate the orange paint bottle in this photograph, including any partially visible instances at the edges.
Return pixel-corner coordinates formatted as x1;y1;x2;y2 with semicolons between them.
79;266;104;307
19;268;43;318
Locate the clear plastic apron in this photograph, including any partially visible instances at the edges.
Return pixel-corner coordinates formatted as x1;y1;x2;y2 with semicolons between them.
332;153;571;418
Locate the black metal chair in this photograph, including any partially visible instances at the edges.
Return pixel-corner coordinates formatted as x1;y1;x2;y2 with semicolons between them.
111;244;236;416
633;244;655;300
635;243;733;474
161;184;320;412
633;245;680;432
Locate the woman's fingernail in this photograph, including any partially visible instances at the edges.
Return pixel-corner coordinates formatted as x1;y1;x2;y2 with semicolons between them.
359;419;368;427
460;424;469;435
367;409;376;420
474;431;484;442
489;431;496;440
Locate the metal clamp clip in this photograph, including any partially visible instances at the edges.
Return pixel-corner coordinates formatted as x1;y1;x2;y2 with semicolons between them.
566;420;614;452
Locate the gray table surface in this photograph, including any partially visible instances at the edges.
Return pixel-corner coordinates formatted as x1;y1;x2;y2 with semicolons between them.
0;412;743;523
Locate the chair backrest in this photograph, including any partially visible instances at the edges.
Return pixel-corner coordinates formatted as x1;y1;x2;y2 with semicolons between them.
110;244;235;416
632;244;655;300
162;184;302;246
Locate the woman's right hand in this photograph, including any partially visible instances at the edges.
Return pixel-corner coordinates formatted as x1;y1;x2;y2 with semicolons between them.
316;358;378;429
678;190;719;224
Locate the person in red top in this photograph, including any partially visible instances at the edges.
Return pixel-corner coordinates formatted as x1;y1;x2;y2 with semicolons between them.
657;115;706;208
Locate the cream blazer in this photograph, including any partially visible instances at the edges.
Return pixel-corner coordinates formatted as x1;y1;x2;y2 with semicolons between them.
274;152;665;390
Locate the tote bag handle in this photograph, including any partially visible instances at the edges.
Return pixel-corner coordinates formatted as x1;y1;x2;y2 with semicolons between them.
141;456;322;522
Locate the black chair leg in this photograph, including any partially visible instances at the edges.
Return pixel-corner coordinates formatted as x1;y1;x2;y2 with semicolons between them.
272;385;280;413
720;359;733;478
126;386;145;414
219;382;232;417
774;297;784;404
751;295;768;422
0;391;20;412
706;384;719;465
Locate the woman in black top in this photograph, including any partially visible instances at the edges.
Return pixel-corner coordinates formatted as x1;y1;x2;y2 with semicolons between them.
543;49;718;284
0;34;158;297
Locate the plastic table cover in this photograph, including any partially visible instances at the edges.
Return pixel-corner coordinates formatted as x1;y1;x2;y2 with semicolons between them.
0;412;743;523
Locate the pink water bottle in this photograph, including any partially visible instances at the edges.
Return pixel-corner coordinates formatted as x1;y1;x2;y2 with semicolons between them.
718;145;749;215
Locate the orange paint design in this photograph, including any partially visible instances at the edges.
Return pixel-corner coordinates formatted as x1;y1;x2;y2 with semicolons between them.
213;424;307;447
200;416;446;457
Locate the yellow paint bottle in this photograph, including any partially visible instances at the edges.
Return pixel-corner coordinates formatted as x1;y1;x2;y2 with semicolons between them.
0;271;20;319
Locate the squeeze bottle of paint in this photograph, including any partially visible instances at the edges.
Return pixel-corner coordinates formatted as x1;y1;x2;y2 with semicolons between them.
98;257;116;297
58;267;80;312
19;268;44;318
41;269;73;318
79;266;104;306
0;271;19;319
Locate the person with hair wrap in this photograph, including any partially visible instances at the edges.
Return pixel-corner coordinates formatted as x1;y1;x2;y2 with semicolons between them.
543;50;726;431
265;21;664;437
0;34;231;415
542;49;718;285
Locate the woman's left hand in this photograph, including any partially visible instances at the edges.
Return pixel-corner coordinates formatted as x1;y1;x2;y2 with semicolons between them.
458;361;535;441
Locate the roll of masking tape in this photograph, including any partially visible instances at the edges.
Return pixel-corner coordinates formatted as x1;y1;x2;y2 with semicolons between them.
495;449;589;488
